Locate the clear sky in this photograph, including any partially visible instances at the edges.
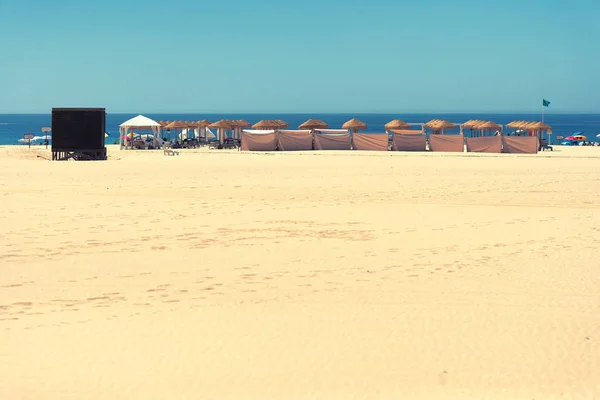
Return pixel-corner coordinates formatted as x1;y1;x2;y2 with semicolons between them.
1;0;599;113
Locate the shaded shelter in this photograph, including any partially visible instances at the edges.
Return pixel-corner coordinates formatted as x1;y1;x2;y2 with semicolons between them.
209;120;233;144
119;115;161;149
164;121;187;142
342;118;367;133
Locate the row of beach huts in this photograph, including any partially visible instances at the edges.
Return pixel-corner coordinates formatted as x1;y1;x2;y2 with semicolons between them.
119;116;553;154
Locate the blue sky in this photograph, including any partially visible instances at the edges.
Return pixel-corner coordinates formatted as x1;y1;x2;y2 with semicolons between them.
1;0;599;113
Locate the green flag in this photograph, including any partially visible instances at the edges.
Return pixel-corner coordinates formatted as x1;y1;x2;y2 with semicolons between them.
543;99;550;107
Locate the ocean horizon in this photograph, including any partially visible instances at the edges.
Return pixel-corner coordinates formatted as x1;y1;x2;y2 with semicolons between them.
2;113;599;145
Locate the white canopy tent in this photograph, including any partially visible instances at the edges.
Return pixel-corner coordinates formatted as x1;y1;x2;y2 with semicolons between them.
119;115;161;149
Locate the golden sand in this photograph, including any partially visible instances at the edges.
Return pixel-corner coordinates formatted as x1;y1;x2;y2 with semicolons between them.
1;145;599;399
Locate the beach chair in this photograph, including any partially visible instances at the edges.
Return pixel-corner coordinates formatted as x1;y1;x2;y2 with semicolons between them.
540;138;553;151
163;149;179;156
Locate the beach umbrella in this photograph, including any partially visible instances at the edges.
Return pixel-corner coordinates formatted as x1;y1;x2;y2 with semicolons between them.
342;118;367;133
299;119;328;130
120;132;139;140
384;119;410;131
252;120;280;129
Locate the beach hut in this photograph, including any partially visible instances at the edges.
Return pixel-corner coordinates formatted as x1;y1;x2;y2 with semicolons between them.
424;120;463;152
119;115;162;149
500;121;547;154
464;121;503;153
299;119;328;130
209;120;233;144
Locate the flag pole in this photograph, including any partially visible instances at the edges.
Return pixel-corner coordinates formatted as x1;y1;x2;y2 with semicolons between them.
541;100;545;145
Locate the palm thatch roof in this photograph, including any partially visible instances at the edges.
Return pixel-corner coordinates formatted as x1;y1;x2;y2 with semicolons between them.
232;120;251;128
196;120;212;127
299;119;328;130
165;121;187;129
384;119;410;130
474;121;502;130
529;122;551;130
424;119;456;130
209;120;232;129
342;118;367;130
462;119;485;129
252;120;280;129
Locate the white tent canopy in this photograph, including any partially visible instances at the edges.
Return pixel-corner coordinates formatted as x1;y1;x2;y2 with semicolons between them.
119;115;161;149
120;115;161;128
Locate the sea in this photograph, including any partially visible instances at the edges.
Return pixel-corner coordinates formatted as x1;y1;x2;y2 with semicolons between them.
1;113;599;145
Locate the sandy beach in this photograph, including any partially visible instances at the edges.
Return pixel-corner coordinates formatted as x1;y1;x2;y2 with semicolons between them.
1;144;599;399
